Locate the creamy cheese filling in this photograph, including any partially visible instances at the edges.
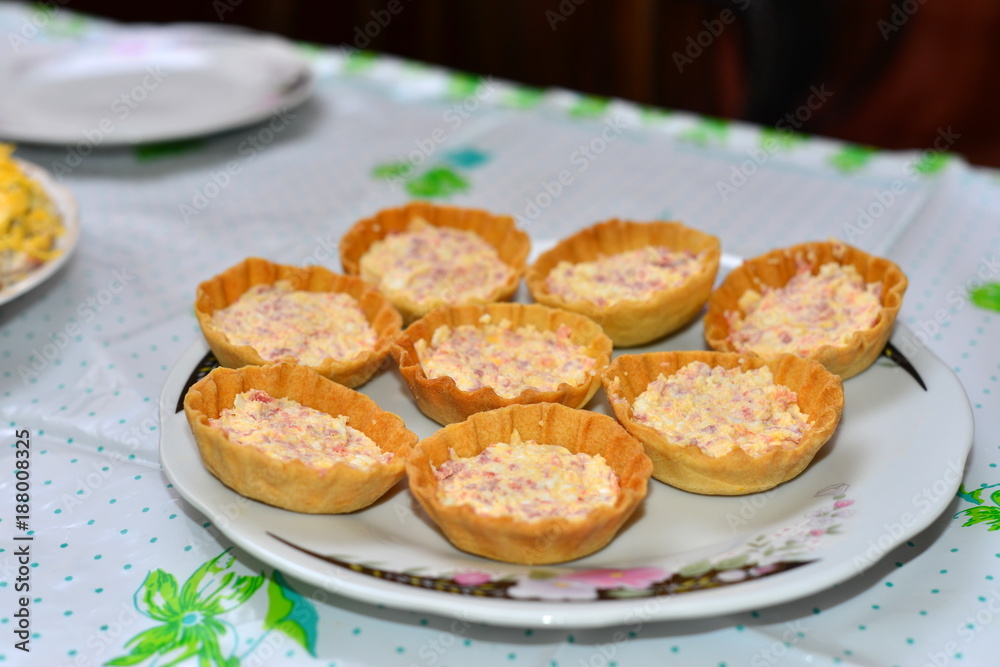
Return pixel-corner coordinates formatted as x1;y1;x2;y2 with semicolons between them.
359;218;514;309
210;389;391;469
726;262;882;356
210;280;376;366
631;361;810;458
433;431;619;520
414;317;596;398
544;246;703;307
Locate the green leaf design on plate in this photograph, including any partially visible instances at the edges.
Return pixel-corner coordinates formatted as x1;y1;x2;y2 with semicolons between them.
568;95;611;119
829;145;876;173
528;570;560;580
264;570;318;656
294;41;325;61
405;166;469;198
912;151;950;175
713;554;751;570
970;283;1000;312
604;588;655;599
677;558;714;578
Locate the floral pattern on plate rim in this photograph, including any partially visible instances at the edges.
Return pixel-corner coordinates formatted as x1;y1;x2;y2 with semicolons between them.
269;484;856;602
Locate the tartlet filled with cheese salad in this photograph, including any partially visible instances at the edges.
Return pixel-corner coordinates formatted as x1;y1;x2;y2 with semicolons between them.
392;302;613;425
195;257;401;388
339;201;530;324
406;402;652;565
602;350;843;496
704;240;907;379
525;219;721;347
183;362;416;514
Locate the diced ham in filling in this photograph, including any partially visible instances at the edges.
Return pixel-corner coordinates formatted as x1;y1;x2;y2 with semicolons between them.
433;431;619;520
210;280;376;366
544;246;704;307
359;218;514;310
210;389;391;469
726;262;882;356
631;361;810;458
415;318;596;398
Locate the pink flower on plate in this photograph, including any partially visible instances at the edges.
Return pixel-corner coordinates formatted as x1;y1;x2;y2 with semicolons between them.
561;567;668;590
834;499;854;509
452;570;493;586
809;529;826;537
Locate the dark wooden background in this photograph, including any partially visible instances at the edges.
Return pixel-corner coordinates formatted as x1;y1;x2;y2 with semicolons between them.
54;0;1000;167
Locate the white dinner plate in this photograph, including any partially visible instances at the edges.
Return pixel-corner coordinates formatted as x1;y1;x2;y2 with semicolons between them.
159;296;973;628
0;25;313;146
0;160;80;307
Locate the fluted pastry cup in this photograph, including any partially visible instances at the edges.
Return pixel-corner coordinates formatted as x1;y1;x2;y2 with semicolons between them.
195;257;401;388
183;362;416;514
602;350;843;496
406;403;652;564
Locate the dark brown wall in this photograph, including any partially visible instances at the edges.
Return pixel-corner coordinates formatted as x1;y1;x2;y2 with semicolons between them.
53;0;1000;167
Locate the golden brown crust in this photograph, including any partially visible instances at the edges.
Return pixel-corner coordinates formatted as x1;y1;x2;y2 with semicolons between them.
601;350;843;496
391;302;612;425
703;240;907;379
405;403;652;564
525;219;721;347
194;257;402;388
339;202;531;324
183;363;416;514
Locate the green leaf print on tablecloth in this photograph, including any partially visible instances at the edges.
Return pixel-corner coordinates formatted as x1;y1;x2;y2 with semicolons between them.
107;550;318;666
970;283;1000;312
568;95;611;119
759;127;808;152
678;117;729;146
955;483;1000;531
829;145;876;173
372;147;491;198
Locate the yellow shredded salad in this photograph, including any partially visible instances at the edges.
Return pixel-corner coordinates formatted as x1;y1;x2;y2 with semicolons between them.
1;143;64;288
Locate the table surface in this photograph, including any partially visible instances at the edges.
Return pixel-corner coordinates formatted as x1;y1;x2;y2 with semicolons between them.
2;5;999;666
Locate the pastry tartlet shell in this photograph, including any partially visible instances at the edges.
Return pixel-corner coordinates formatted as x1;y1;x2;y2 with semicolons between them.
406;403;652;564
392;302;613;425
339;201;531;323
525;219;721;347
704;241;908;379
183;362;416;514
195;257;402;388
602;351;843;496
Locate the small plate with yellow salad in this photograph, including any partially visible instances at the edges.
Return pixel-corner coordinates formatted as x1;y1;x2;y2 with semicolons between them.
0;143;79;306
